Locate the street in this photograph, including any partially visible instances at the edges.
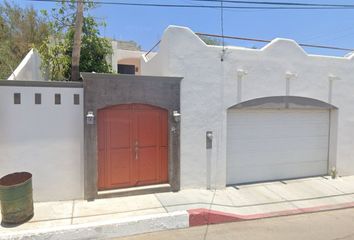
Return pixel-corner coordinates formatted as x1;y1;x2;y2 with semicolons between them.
116;208;354;240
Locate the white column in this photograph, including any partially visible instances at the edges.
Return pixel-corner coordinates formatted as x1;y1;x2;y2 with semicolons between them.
236;69;248;103
285;71;297;96
328;74;340;104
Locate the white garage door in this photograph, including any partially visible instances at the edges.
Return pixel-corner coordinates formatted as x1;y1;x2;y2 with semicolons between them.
227;109;329;185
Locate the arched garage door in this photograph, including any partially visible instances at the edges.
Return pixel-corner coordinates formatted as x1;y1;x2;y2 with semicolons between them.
227;108;330;185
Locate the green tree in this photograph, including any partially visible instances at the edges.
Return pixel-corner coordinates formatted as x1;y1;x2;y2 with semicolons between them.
39;1;112;81
200;35;223;46
0;1;49;79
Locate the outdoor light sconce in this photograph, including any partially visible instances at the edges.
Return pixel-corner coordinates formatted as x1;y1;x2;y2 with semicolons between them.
206;131;213;149
173;111;181;122
86;111;95;125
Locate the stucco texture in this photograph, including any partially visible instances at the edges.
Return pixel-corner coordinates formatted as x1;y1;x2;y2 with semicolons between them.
0;84;84;201
142;25;354;189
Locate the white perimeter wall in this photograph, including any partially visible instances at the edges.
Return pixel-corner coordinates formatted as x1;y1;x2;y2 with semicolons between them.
142;25;354;189
0;85;83;201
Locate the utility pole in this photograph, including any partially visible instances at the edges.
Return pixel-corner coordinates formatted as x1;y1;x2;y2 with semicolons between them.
71;0;84;81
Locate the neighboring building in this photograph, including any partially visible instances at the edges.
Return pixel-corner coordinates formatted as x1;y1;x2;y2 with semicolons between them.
9;40;149;81
7;49;47;81
110;40;155;75
2;25;354;202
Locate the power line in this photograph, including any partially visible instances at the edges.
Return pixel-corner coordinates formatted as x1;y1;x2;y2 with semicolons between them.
31;0;354;52
195;32;354;51
29;0;354;10
221;0;225;51
192;0;354;8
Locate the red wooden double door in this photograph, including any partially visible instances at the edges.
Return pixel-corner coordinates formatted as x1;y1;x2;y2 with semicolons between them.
98;104;168;190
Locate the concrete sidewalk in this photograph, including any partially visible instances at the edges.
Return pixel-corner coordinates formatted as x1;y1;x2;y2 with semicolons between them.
1;175;354;239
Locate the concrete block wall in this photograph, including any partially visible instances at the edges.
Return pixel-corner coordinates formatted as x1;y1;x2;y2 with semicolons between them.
0;82;84;201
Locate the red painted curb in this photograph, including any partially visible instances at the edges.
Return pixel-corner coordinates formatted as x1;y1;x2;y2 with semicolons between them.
188;201;354;227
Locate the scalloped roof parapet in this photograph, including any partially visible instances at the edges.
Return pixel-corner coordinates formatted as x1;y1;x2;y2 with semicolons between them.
261;38;307;57
158;25;354;61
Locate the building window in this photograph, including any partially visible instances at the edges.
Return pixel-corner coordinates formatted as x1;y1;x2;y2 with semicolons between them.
118;64;135;75
55;94;61;105
14;93;21;104
35;93;41;105
74;94;80;105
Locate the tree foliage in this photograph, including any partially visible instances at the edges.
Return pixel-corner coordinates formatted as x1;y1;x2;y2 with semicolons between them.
200;35;223;46
0;1;49;79
39;1;112;81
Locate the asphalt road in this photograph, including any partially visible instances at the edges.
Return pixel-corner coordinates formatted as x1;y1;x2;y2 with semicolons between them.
115;208;354;240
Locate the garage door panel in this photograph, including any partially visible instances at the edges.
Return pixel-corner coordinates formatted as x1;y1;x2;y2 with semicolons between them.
228;124;329;139
228;161;328;184
228;158;327;169
228;137;329;153
229;110;329;123
228;149;328;168
227;109;329;185
229;119;328;126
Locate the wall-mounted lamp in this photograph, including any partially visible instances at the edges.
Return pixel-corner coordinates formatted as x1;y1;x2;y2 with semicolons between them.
173;111;181;122
206;131;213;149
86;111;95;125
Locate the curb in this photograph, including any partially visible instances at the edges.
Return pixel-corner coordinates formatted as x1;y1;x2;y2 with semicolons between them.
188;201;354;226
2;201;354;239
0;211;189;240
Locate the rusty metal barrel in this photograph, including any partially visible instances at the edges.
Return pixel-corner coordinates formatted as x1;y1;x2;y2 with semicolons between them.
0;172;34;225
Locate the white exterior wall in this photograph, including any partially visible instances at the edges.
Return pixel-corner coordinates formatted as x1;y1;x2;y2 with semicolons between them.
142;25;354;189
108;41;119;73
117;49;145;60
7;49;47;81
109;42;156;74
0;85;84;201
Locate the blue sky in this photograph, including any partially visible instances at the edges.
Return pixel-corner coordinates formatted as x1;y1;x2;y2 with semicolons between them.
8;0;354;56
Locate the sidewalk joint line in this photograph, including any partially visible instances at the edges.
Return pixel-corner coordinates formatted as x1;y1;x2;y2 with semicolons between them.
263;184;299;210
22;192;354;225
319;179;347;194
153;194;169;213
160;192;354;209
70;200;76;224
10;206;167;225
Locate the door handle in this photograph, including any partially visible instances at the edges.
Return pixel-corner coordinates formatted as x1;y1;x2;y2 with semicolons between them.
134;140;139;160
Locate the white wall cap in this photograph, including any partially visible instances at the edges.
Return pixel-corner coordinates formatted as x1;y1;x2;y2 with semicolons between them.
146;25;354;65
285;71;298;79
261;38;307;57
328;74;341;81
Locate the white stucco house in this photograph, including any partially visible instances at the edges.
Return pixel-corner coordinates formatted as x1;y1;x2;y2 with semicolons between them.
1;25;354;202
141;25;354;189
109;40;156;75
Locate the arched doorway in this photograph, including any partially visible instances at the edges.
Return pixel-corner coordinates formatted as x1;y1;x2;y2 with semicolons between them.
97;104;168;190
